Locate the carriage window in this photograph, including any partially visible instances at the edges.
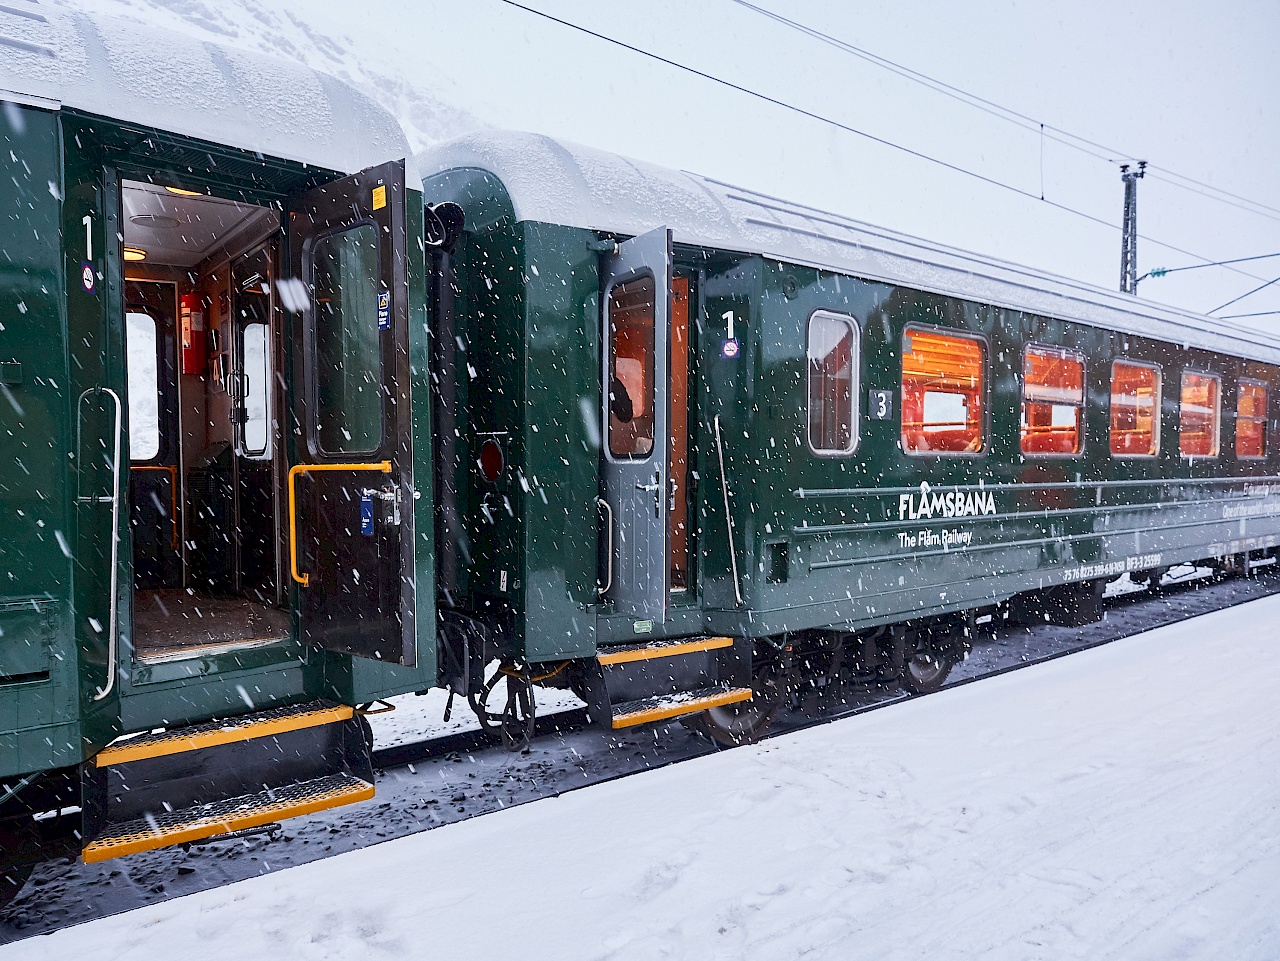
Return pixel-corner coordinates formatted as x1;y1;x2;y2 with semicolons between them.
1179;371;1221;458
1237;379;1268;459
241;322;270;457
125;311;161;462
1021;346;1084;456
901;329;985;455
607;275;656;458
1109;361;1161;457
312;224;382;455
807;311;859;454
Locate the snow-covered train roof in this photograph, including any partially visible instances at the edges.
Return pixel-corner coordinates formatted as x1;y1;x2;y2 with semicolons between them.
0;3;409;178
418;130;1280;366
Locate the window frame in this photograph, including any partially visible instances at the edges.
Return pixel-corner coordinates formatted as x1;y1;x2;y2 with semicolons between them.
124;307;166;465
303;218;387;460
1108;358;1163;460
1178;368;1222;460
1235;376;1269;461
1019;343;1086;459
604;270;659;462
805;309;861;457
900;323;989;459
237;319;273;460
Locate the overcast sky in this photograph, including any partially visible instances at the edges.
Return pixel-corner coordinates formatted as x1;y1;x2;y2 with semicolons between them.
66;0;1280;328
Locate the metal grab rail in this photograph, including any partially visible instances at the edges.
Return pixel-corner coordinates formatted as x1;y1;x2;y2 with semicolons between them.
596;496;614;597
77;387;123;702
288;461;391;587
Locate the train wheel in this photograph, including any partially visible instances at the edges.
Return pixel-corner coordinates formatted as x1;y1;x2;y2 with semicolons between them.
900;649;954;695
684;653;786;747
0;818;38;910
469;663;536;751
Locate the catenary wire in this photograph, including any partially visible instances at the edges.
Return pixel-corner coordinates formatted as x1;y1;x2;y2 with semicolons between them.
1208;275;1280;315
496;0;1269;284
726;0;1280;224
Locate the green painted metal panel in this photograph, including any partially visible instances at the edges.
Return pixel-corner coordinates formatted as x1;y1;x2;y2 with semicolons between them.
0;104;82;777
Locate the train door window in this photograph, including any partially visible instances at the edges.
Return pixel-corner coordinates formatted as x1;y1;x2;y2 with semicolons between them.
807;310;859;454
125;310;161;462
240;321;270;457
901;328;985;455
312;224;382;455
607;275;656;458
1236;379;1268;459
1179;371;1221;458
1021;345;1084;456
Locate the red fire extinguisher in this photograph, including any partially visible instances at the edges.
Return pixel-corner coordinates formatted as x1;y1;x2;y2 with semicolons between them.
180;293;206;375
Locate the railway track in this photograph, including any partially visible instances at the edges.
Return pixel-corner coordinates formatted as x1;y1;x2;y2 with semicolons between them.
4;566;1277;942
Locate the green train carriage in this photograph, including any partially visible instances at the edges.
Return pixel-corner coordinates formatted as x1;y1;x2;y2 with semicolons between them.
1;9;439;899
4;6;1280;906
417;131;1280;739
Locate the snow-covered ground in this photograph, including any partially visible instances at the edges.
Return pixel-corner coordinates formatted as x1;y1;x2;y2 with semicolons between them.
9;593;1278;959
365;669;585;747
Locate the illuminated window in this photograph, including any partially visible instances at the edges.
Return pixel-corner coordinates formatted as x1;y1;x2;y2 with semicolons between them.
1236;379;1268;459
901;328;985;455
1179;371;1221;458
1109;361;1161;457
1021;345;1084;456
607;275;656;458
807;311;859;454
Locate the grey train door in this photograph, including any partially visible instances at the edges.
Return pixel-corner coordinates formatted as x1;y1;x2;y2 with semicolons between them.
286;160;417;666
601;227;672;623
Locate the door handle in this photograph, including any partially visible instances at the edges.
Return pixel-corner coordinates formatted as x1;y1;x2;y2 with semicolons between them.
360;486;402;526
636;469;662;517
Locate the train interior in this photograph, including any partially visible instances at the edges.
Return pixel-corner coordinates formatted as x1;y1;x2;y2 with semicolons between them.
121;179;289;662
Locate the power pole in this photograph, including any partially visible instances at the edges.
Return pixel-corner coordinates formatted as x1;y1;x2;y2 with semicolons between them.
1120;161;1146;294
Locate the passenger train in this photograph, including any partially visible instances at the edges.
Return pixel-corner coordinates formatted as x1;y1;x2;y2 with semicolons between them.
3;7;1279;903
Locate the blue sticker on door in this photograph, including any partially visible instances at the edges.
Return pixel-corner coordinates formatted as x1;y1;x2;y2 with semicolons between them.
377;290;390;329
360;490;375;535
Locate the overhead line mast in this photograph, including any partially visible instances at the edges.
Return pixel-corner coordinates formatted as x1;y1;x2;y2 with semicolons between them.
1120;162;1146;294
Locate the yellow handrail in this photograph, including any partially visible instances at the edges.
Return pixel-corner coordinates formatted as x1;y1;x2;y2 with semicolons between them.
288;461;391;586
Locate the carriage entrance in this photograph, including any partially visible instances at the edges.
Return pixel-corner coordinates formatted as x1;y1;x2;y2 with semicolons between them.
115;161;417;666
600;227;693;623
120;181;287;662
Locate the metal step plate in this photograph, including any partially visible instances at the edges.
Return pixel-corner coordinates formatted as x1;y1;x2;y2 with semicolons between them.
610;684;752;729
597;635;733;666
81;772;373;863
95;701;353;767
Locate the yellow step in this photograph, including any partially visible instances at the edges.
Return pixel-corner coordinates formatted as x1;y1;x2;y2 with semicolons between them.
95;701;353;767
82;772;373;863
597;635;733;666
611;685;752;729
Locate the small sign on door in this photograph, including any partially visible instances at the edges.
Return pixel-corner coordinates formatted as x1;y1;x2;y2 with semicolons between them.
377;290;391;329
360;491;375;535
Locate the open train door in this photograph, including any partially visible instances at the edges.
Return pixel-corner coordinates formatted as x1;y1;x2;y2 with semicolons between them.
285;160;417;666
600;227;673;624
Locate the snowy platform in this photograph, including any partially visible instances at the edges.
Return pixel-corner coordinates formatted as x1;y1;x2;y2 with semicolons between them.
8;594;1280;958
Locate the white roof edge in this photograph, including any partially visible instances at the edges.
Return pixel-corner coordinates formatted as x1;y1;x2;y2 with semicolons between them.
416;130;1280;366
0;4;412;179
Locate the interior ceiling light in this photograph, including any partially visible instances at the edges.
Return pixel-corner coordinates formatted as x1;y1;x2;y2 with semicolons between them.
123;246;147;262
129;214;181;228
164;185;203;197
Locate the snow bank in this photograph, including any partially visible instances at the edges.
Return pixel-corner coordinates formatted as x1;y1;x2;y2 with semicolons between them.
11;597;1280;959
